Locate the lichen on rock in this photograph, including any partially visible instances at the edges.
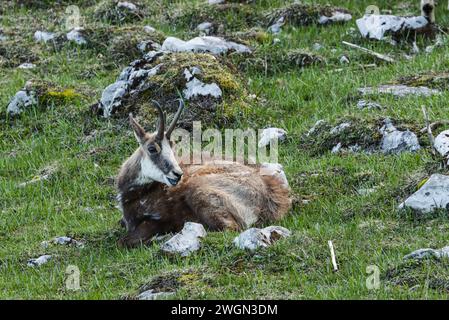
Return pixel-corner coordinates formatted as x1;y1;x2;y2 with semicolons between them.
93;50;248;129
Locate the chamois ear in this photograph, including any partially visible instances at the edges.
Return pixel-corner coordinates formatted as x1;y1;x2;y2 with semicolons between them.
129;113;146;145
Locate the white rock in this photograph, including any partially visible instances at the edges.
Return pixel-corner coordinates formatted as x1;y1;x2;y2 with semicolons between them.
339;55;350;64
27;255;52;267
161;36;251;55
399;174;449;214
259;163;289;188
312;43;323;50
356;14;428;40
319;11;352;25
42;236;85;248
358;85;440;97
209;0;225;4
143;25;156;33
435;130;449;165
404;246;449;260
197;22;213;34
356;99;382;109
182;68;222;100
268;17;284;34
137;289;175;300
330;122;351;135
380;119;420;154
34;30;56;43
233;226;291;251
258;127;287;148
331;142;342;154
100;80;128;117
66;28;87;45
6;90;37;116
117;1;137;11
307;119;326;136
161;222;207;256
17;63;36;69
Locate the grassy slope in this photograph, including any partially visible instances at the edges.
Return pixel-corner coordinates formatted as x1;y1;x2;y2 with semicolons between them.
1;0;449;299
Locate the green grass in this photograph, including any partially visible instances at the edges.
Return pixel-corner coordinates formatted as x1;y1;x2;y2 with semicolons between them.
1;0;449;299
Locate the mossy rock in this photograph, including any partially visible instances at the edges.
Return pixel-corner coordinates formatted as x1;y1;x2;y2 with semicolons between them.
169;2;264;33
265;3;351;27
26;79;82;106
93;0;145;24
0;39;41;68
299;116;422;156
397;72;449;90
112;52;249;130
82;26;165;64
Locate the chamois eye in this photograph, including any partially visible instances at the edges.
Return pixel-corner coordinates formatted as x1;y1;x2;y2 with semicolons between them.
147;144;158;154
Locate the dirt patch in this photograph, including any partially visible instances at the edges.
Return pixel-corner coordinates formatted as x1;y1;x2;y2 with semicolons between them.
397;72;449;90
0;39;41;68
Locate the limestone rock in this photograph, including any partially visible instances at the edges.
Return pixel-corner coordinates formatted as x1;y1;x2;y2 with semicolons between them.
161;222;207;256
233;226;291;251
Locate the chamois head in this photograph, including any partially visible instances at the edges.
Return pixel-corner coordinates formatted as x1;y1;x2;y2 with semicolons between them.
129;100;184;187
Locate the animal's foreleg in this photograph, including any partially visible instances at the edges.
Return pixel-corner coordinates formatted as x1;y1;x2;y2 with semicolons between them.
117;221;158;248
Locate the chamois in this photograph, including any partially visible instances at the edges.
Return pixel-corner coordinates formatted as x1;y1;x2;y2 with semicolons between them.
116;100;291;248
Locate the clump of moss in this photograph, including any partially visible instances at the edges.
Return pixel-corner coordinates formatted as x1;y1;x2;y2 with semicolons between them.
93;0;145;24
25;79;81;106
265;3;351;27
169;2;264;33
0;39;40;67
397;72;449;90
237;48;324;74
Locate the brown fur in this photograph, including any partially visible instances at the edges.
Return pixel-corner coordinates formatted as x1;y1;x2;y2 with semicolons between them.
117;160;291;248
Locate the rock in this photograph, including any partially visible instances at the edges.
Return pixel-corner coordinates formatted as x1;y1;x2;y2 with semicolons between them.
339;55;350;64
306;119;326;136
161;36;251;55
331;142;342;154
330;122;351;135
356;14;429;40
6;89;37;116
233;226;291;251
380;119;420;154
66;28;87;45
399;174;449;214
258;127;287;148
356;99;382;110
312;43;323;51
34;31;56;43
136;289;175;300
143;25;156;33
182;68;222;100
358;85;441;97
434;130;449;165
268;17;285;35
404;246;449;260
17;63;36;69
209;0;225;4
99;80;129;117
319;11;352;25
27;255;52;267
117;1;137;11
160;222;207;256
259;163;289;188
41;236;85;248
197;22;214;35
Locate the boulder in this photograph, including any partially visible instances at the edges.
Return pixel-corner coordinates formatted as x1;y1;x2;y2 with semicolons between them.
399;174;449;214
233;226;291;251
160;222;207;257
380;119;420;154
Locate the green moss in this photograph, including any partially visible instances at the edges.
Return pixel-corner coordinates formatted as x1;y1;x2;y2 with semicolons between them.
23;80;81;107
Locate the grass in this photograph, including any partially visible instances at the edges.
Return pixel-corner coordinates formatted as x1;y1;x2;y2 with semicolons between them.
1;0;449;299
